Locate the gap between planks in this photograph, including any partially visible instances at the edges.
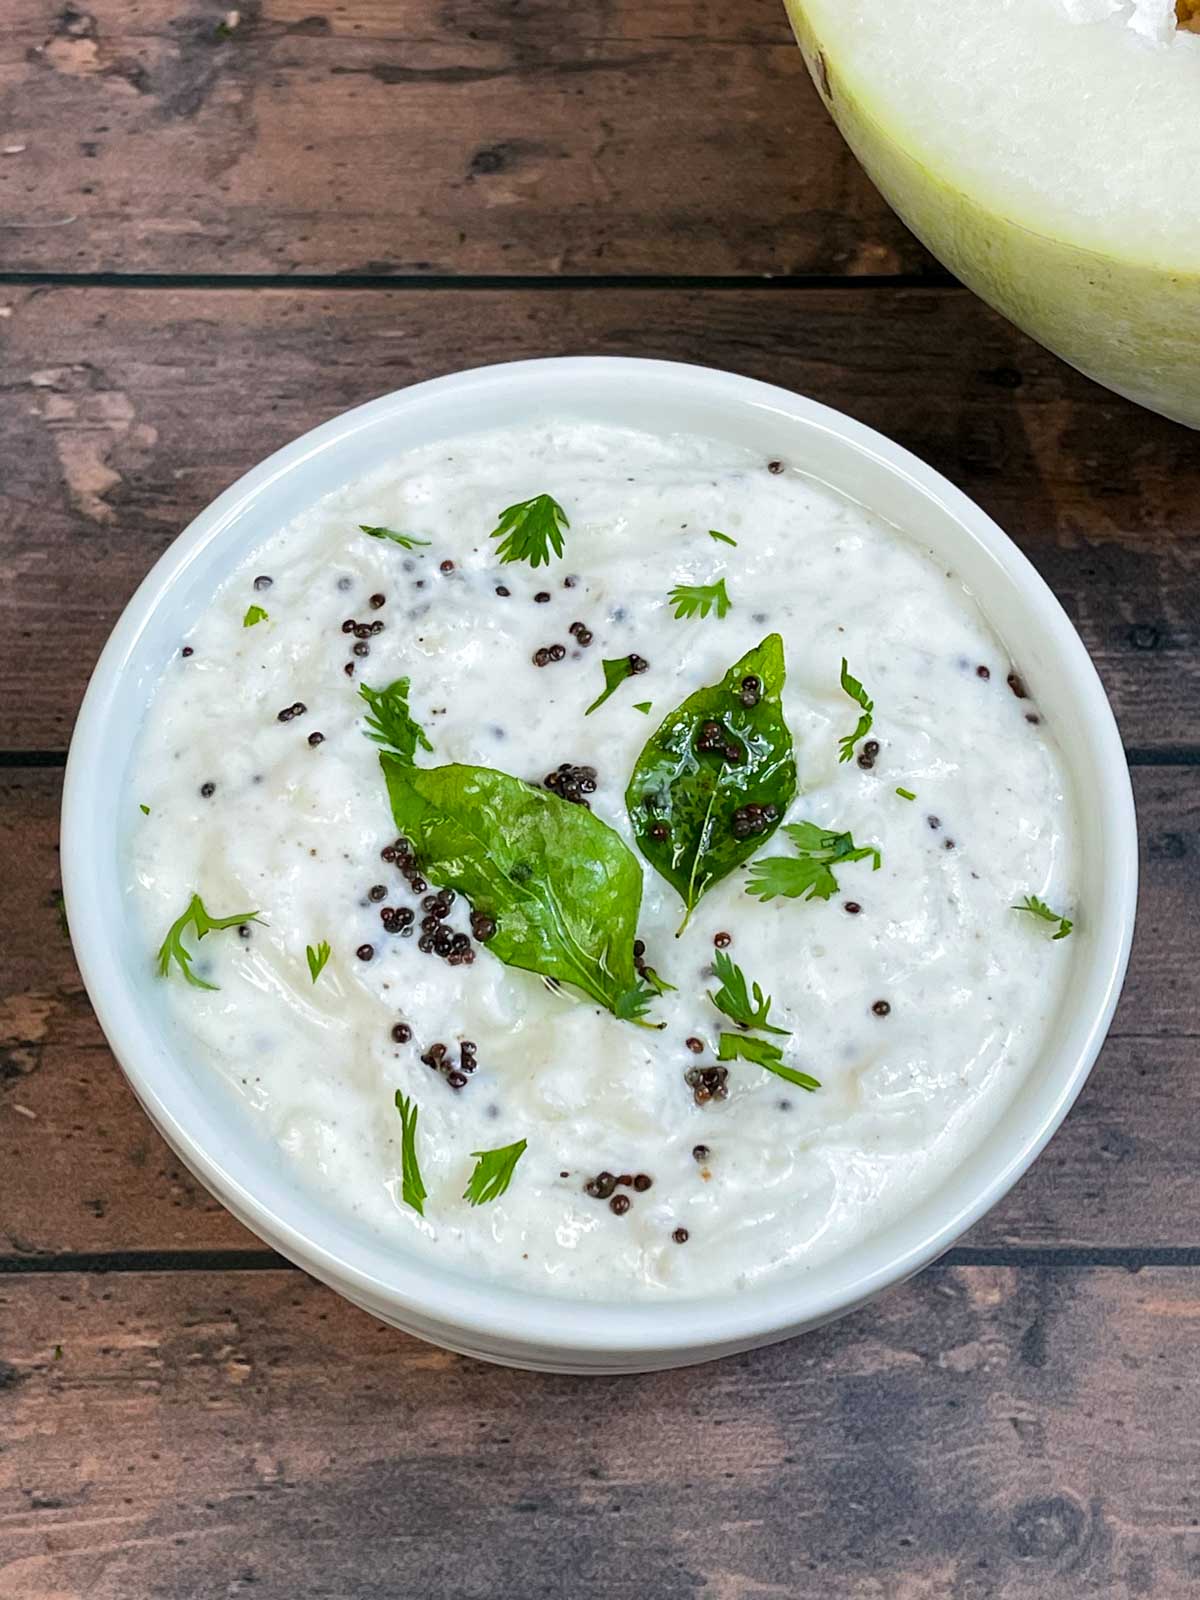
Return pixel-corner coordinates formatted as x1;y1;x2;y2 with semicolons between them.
0;270;960;293
5;1245;1200;1278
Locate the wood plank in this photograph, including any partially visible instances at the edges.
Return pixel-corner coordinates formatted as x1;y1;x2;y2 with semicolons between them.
3;764;1197;1257
1;284;1197;753
0;0;925;277
3;1266;1200;1597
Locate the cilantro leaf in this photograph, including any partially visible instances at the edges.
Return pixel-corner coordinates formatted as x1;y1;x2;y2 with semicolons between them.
463;1139;527;1206
393;1090;428;1216
360;526;431;550
708;948;789;1035
611;982;661;1021
640;963;676;997
139;803;150;816
1013;894;1073;940
586;655;642;715
242;604;268;628
709;529;738;547
669;578;732;621
380;759;659;1026
156;893;261;990
306;941;331;983
745;820;881;904
716;1032;820;1091
633;701;652;715
359;678;432;764
627;634;795;931
489;494;569;568
837;658;875;763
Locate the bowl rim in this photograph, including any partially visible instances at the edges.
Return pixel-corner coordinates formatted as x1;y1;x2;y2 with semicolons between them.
62;355;1138;1358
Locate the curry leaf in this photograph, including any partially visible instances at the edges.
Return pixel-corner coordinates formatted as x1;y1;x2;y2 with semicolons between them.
360;678;432;764
380;759;657;1024
717;1032;820;1091
625;634;796;932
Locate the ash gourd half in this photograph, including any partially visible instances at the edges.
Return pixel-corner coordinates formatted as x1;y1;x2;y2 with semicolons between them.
787;0;1200;427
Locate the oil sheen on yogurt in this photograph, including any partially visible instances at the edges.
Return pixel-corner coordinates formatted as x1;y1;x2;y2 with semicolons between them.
128;422;1076;1300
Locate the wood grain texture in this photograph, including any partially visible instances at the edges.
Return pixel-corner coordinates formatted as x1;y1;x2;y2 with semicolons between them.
0;0;926;277
3;1265;1200;1598
3;761;1197;1257
1;284;1197;752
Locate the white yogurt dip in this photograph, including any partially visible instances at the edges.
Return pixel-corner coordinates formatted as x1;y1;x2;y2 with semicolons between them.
127;422;1076;1299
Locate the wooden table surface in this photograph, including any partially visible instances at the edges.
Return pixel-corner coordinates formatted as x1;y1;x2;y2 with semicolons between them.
3;4;1198;1595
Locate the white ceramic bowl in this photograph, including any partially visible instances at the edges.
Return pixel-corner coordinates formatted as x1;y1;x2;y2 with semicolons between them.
63;357;1137;1373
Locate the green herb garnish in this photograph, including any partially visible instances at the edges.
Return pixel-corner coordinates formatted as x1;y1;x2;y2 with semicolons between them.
709;529;738;547
837;658;874;763
895;787;916;801
139;803;150;815
306;941;331;983
626;634;796;932
463;1139;528;1206
242;604;268;628
641;963;676;997
586;656;641;716
489;493;569;568
633;701;652;715
745;821;881;904
669;578;732;621
394;1090;428;1216
360;526;431;550
708;948;789;1035
716;1032;820;1091
1013;894;1073;940
156;893;261;990
360;678;432;764
380;760;658;1023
